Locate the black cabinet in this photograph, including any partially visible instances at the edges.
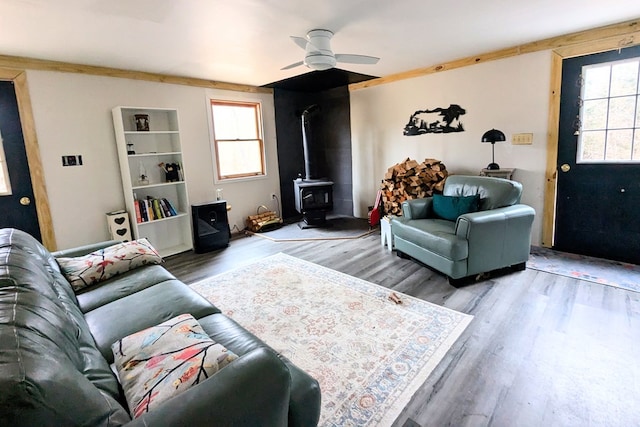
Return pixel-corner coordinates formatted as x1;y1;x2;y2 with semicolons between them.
191;201;230;253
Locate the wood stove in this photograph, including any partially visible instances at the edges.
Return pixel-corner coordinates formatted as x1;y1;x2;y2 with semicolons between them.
293;179;333;228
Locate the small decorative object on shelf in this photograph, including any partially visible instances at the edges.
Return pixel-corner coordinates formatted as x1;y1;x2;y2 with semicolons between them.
127;143;135;155
134;114;150;131
158;162;180;182
138;161;149;185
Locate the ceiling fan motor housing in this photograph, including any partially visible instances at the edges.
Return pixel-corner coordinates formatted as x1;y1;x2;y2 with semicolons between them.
304;29;337;70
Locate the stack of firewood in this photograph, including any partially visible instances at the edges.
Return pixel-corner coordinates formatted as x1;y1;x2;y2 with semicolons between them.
246;209;282;232
380;158;448;216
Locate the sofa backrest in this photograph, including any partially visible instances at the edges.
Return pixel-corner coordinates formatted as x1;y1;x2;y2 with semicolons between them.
443;175;522;211
0;228;130;426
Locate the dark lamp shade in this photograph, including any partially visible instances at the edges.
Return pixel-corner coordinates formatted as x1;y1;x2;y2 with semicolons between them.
481;129;506;143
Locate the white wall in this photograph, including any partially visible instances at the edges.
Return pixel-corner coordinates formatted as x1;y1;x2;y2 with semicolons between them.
26;71;280;250
350;50;552;245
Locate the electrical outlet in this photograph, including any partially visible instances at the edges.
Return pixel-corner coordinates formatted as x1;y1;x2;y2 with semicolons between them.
512;133;533;145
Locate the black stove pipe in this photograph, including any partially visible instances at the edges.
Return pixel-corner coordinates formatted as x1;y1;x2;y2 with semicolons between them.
301;104;319;180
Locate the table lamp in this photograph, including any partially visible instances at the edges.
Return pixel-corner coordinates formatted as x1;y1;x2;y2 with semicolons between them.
481;129;506;170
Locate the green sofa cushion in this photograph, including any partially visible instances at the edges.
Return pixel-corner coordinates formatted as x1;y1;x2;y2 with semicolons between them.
392;218;468;261
432;194;480;221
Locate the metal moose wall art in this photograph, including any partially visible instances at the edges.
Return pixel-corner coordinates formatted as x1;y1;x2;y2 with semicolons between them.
403;104;466;136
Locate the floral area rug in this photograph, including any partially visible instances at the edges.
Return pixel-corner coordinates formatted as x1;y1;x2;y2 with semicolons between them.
190;253;473;426
529;246;640;293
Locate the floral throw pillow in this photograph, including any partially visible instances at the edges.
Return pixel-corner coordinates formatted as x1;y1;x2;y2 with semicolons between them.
56;238;162;292
112;313;238;418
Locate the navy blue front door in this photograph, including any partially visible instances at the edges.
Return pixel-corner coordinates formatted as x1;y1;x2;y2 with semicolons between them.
0;80;41;241
556;45;640;264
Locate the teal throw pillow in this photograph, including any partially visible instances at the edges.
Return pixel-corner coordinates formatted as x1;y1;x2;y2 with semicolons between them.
432;194;480;221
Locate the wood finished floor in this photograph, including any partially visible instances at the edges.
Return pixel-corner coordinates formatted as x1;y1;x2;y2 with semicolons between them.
163;232;640;427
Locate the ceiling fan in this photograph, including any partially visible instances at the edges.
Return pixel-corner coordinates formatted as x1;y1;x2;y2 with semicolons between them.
282;29;380;71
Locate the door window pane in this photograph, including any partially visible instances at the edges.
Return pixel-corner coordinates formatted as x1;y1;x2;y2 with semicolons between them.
634;130;640;160
605;129;633;160
582;99;608;130
583;65;611;99
579;131;606;161
0;131;12;196
608;96;636;129
578;58;640;163
610;61;639;97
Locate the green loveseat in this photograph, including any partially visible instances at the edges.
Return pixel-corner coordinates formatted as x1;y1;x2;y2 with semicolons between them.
391;175;535;283
0;228;320;426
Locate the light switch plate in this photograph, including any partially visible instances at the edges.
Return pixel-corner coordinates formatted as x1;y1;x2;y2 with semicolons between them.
62;155;83;166
512;133;533;145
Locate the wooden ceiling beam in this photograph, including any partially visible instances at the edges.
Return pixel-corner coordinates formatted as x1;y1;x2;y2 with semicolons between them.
350;18;640;91
0;54;273;94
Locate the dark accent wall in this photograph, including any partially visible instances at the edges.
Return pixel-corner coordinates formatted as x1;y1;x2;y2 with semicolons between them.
274;86;353;219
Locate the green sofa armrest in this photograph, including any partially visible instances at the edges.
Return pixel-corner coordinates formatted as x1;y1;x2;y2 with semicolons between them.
455;204;535;274
401;198;434;219
126;347;291;427
52;240;121;258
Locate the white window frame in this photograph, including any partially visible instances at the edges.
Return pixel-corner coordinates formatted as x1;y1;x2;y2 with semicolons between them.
209;99;266;182
577;57;640;164
0;129;12;196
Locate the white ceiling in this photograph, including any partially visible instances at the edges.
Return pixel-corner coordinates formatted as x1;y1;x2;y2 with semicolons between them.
1;0;640;87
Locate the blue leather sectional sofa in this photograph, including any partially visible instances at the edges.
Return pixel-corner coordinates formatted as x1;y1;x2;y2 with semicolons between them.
0;228;320;426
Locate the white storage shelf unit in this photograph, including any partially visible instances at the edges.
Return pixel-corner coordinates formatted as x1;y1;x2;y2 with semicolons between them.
112;107;192;257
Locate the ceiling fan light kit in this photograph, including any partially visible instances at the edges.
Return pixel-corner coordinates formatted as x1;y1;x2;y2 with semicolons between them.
282;28;380;71
304;53;337;70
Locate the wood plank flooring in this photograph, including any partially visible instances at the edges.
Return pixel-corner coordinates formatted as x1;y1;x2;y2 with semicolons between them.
163;232;640;427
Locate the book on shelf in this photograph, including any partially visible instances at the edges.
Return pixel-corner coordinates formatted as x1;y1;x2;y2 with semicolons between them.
145;199;155;221
162;198;178;216
158;198;171;217
134;201;142;223
152;199;163;220
138;199;148;222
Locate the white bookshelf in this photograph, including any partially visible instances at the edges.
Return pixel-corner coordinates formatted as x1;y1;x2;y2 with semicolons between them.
112;107;192;257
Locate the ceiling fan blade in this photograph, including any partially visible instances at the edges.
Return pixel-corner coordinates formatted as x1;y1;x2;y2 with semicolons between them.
335;53;380;65
290;36;308;50
281;61;304;70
